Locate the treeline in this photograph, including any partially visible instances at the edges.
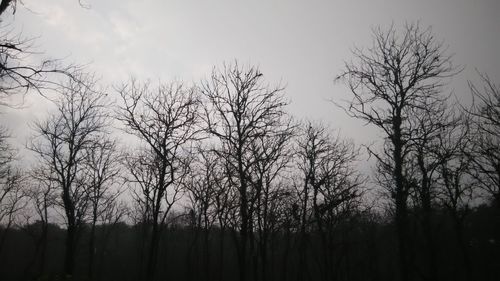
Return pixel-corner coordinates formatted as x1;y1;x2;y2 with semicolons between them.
0;205;499;281
0;16;498;281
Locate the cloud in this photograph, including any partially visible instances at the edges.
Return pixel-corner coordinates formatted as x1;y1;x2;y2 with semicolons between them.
4;0;500;156
22;0;108;51
109;12;140;41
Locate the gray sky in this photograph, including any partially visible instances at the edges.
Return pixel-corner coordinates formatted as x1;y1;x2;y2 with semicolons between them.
1;0;499;162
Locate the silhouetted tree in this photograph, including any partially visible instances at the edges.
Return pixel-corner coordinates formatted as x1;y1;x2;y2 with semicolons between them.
117;79;200;281
0;23;81;107
0;126;25;255
467;74;500;207
184;147;220;281
248;115;294;281
0;167;24;253
406;97;470;280
212;152;235;281
296;122;363;281
83;137;121;280
434;115;474;281
23;166;58;277
336;23;456;281
94;199;129;281
201;62;289;281
29;74;109;277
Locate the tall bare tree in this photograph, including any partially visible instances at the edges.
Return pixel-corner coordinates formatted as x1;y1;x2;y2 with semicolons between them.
467;73;500;207
211;152;235;281
336;23;456;281
94;199;129;281
0;126;25;254
406;98;468;281
433;114;474;281
200;62;289;281
117;79;200;281
296;122;363;281
23;166;57;277
184;147;220;281
0;166;25;253
29;75;109;277
248;117;294;281
83;137;121;280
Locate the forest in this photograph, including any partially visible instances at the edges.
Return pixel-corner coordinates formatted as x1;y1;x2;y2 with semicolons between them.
0;1;499;281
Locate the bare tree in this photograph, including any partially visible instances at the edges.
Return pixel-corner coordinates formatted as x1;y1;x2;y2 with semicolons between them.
336;23;456;281
83;137;121;280
296;122;363;281
200;62;289;281
0;21;84;108
0;125;26;253
29;74;109;277
248;118;294;281
0;0;94;109
0;126;13;173
94;199;129;281
467;73;500;207
184;147;220;281
117;79;200;281
433;114;474;281
404;98;470;281
23;166;58;277
211;152;236;281
279;184;302;281
0;166;25;252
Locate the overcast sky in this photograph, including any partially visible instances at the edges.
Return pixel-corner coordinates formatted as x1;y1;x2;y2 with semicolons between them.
1;0;499;163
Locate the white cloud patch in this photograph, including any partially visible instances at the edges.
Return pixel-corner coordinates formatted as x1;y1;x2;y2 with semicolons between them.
21;0;108;51
109;12;140;41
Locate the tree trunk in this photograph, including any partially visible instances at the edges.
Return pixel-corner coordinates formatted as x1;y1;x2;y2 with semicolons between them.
452;213;472;281
237;144;249;281
298;181;309;281
218;226;225;281
249;221;258;281
395;194;409;281
393;115;410;281
418;153;438;281
88;219;97;280
237;229;248;281
422;195;438;281
39;223;48;275
23;222;48;279
97;224;115;281
260;238;268;281
146;222;160;281
203;225;210;281
281;226;290;281
64;223;76;277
